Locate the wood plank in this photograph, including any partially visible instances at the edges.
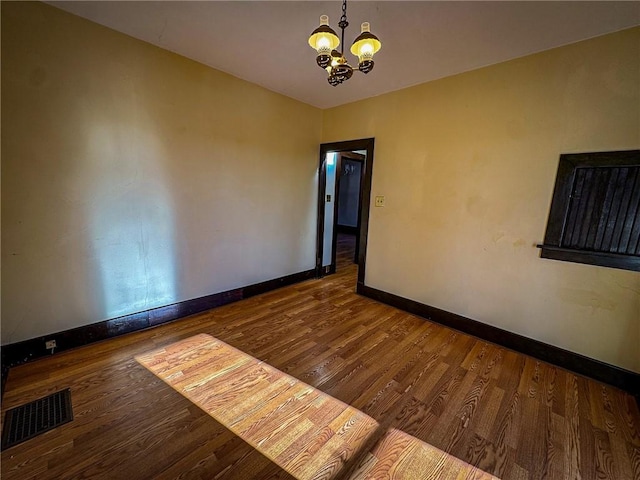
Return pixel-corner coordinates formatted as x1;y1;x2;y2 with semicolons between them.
351;428;499;479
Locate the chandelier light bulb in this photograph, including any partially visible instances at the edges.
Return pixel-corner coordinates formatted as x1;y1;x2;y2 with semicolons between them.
317;36;331;51
360;42;374;56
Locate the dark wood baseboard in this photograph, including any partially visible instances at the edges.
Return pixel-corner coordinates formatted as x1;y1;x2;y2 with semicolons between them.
336;224;358;235
1;362;9;400
357;282;640;397
0;268;316;395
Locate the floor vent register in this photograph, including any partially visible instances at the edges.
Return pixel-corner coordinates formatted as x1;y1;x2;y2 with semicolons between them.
2;388;73;451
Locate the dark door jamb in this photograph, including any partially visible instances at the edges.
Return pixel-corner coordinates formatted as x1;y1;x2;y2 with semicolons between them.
315;138;375;288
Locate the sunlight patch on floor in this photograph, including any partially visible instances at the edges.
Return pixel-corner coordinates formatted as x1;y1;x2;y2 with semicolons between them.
136;334;499;480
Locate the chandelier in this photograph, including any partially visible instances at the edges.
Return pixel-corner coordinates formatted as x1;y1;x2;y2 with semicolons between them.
308;0;382;86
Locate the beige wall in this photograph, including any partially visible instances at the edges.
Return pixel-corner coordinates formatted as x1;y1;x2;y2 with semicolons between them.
1;2;322;344
323;28;640;372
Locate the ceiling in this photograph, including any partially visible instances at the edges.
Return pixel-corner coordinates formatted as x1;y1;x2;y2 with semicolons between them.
48;1;640;109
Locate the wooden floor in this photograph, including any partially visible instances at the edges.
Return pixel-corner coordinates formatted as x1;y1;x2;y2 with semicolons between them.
136;333;498;480
136;333;380;480
352;428;498;479
2;243;640;478
336;233;356;270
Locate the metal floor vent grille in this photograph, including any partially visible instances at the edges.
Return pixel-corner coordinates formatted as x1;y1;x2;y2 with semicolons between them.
2;388;73;450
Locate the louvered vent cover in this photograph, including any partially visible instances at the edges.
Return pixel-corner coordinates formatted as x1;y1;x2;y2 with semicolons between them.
2;388;73;450
562;166;640;255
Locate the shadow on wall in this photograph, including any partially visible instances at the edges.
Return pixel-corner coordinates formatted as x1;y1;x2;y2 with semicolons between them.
85;117;178;320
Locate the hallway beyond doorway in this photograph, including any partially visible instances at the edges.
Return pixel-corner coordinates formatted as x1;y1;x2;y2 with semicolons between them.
336;232;356;271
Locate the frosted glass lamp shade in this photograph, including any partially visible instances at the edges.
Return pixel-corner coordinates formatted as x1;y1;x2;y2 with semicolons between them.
350;22;381;73
309;15;340;68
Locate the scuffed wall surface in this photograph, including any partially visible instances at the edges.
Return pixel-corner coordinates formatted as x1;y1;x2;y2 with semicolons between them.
2;2;321;343
323;28;640;372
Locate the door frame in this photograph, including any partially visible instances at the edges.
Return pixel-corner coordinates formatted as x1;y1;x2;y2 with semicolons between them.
315;138;375;287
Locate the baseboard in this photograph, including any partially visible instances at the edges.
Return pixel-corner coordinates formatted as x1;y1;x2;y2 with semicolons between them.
357;282;640;397
1;360;9;400
1;269;316;386
337;224;358;235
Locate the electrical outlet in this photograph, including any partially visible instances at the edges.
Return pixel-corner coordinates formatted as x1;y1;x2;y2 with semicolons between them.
375;195;385;207
45;339;57;350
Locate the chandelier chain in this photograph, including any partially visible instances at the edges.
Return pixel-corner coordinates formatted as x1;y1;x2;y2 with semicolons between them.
340;0;348;26
338;0;349;54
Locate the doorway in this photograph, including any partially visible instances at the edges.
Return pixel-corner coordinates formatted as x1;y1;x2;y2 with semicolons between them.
316;138;375;288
